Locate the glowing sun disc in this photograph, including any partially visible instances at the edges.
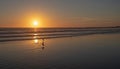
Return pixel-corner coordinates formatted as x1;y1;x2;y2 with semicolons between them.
33;21;38;26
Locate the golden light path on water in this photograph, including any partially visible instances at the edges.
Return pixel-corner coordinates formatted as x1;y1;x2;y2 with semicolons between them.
33;33;39;44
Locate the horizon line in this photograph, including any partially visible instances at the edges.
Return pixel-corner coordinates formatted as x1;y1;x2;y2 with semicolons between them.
0;26;120;28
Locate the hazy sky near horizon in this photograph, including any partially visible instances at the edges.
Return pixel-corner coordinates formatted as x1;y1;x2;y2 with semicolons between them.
0;0;120;27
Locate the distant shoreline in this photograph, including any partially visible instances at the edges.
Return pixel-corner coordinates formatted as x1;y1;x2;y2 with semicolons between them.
0;26;120;29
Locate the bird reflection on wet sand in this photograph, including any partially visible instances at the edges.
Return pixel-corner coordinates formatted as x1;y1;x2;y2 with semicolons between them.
41;38;45;50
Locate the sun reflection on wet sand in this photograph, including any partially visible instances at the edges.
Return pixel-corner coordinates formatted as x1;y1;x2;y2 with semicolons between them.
34;39;39;44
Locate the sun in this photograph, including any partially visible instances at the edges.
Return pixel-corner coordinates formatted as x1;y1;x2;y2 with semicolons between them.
33;21;38;26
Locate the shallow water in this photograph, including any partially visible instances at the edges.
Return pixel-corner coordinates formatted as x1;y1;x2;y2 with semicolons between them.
0;28;120;69
0;27;120;42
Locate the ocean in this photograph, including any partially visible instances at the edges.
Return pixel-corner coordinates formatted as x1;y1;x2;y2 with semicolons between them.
0;27;120;69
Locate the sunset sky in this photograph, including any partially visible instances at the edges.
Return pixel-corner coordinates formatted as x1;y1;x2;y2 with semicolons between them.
0;0;120;27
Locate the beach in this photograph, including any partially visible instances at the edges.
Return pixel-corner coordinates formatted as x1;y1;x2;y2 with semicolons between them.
0;28;120;69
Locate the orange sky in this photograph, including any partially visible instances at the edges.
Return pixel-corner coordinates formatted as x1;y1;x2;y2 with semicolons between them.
0;0;120;28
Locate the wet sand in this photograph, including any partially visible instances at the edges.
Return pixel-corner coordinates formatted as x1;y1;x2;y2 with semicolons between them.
0;34;120;69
